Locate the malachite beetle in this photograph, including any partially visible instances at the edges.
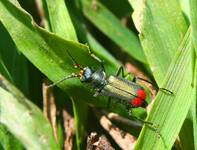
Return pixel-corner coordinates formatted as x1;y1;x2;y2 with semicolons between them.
48;49;173;129
49;50;148;109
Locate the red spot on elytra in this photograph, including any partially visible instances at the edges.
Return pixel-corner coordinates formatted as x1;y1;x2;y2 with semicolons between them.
131;89;146;107
137;89;146;100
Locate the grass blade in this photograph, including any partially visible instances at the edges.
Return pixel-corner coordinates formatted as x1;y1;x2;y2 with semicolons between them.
0;124;24;150
0;0;128;115
81;0;147;64
180;0;190;22
0;0;96;98
179;108;195;150
0;75;60;150
191;91;197;150
43;0;78;41
189;1;197;148
135;28;194;149
0;22;29;95
129;0;188;85
190;0;197;54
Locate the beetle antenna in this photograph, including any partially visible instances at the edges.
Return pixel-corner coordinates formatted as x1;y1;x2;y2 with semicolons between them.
47;73;80;88
66;50;81;69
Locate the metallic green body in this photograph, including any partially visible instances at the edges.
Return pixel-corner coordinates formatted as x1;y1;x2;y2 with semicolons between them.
100;76;143;102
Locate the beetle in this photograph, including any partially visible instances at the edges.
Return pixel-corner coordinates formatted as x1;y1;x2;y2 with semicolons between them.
48;49;172;128
49;50;148;108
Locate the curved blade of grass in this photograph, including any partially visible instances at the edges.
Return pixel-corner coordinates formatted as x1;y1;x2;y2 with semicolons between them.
180;0;190;22
135;28;194;149
81;0;147;64
0;0;129;116
43;0;78;41
129;0;188;86
0;75;60;150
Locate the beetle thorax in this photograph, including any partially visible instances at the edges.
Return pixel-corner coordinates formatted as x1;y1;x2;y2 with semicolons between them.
80;67;106;89
91;69;107;88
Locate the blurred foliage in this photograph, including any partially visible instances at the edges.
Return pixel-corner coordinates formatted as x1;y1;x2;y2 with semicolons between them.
0;0;196;149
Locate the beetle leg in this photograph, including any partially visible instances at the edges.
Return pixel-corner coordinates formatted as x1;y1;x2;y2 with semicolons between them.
126;106;160;135
115;66;134;81
125;105;153;126
93;86;105;97
115;66;125;77
93;91;99;97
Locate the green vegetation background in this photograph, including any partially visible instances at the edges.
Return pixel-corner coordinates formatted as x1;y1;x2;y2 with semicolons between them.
0;0;196;150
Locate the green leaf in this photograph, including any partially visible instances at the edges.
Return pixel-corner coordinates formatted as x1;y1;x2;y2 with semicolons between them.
191;92;197;150
190;0;197;53
189;1;197;149
43;0;78;41
178;58;196;150
72;99;88;150
0;22;29;96
0;56;12;83
99;0;132;18
0;0;128;114
86;33;120;72
129;0;188;86
135;28;194;149
179;109;195;150
0;124;24;150
0;0;94;98
81;0;147;64
0;75;60;150
180;0;190;22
